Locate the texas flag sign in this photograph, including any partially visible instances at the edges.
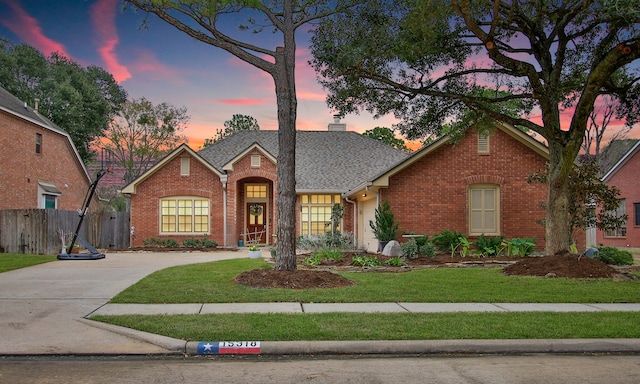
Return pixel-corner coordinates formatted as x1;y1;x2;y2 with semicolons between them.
197;341;261;355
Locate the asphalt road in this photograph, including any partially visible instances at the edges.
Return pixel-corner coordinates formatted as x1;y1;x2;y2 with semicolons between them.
1;354;640;384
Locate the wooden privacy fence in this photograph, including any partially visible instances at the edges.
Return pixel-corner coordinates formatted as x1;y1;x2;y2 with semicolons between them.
0;209;130;255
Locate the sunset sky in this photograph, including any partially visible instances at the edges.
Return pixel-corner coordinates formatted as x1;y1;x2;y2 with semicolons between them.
1;0;637;149
0;0;403;149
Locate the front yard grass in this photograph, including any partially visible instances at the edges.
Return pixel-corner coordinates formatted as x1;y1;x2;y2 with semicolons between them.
95;258;640;341
0;254;57;273
93;312;640;341
110;258;640;304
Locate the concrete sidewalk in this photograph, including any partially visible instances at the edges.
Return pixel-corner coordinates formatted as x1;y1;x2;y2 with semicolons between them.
2;251;640;356
92;302;640;316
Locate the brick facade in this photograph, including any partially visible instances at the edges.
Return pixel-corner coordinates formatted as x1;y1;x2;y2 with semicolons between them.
596;145;640;248
127;126;550;251
378;128;548;250
129;149;225;246
0;109;90;211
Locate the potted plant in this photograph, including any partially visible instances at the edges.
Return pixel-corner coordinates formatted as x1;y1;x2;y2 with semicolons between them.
369;200;399;252
248;245;262;259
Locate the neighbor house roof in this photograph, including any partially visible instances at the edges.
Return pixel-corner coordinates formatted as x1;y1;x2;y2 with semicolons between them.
197;130;411;192
0;86;90;182
600;139;640;182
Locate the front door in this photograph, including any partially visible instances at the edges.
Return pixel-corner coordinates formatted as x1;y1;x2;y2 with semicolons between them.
246;202;267;244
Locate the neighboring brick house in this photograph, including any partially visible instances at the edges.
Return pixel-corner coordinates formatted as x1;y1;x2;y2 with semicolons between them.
123;120;550;252
0;86;91;211
596;139;640;248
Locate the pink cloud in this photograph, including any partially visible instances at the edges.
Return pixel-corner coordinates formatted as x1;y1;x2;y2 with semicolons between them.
0;0;69;57
215;98;271;106
90;0;131;83
130;49;184;81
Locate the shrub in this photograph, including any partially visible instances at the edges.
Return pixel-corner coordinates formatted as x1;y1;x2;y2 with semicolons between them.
594;247;634;266
352;255;382;267
314;248;343;261
297;233;354;251
303;254;322;266
385;256;406;266
142;238;179;248
473;235;504;257
432;230;466;256
369;200;399;242
503;238;535;257
419;242;436;259
401;239;419;259
182;238;218;248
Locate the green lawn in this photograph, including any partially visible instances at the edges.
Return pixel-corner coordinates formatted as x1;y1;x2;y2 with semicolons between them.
93;312;640;341
96;257;640;341
111;258;640;304
0;254;57;273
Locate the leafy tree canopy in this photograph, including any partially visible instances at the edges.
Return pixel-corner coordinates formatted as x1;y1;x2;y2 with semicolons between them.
0;40;127;163
102;97;189;185
362;126;410;151
202;114;260;148
126;0;367;270
310;0;640;254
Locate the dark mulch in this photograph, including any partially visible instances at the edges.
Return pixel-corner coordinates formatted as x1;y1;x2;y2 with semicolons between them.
235;251;633;290
502;251;620;278
235;269;355;289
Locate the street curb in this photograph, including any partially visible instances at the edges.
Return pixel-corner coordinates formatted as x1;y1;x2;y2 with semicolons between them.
78;318;186;354
185;339;640;356
80;319;640;356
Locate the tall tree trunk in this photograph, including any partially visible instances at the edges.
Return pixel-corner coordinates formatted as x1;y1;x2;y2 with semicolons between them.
545;140;580;254
273;43;297;271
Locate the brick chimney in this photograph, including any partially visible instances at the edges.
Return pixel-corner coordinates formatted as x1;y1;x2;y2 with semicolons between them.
328;115;346;131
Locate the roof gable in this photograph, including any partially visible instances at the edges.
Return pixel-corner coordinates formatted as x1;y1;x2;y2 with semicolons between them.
601;139;640;182
121;144;223;194
198;130;411;191
0;86;90;183
345;122;549;196
222;143;277;171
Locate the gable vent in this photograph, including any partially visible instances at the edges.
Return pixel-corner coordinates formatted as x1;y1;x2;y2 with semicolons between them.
478;131;490;153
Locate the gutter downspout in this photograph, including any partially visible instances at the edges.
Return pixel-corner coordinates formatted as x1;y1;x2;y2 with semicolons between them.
221;175;228;248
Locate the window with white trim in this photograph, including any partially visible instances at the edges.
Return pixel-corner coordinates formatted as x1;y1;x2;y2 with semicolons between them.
605;199;627;238
35;133;42;154
469;184;499;235
160;197;209;234
38;182;60;209
300;194;341;235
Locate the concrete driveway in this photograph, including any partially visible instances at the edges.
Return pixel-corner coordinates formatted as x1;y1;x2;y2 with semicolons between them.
0;251;243;355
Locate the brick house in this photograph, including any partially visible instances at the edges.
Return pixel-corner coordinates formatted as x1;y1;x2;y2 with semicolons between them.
123;120;550;252
596;139;640;248
0;86;91;211
344;122;549;251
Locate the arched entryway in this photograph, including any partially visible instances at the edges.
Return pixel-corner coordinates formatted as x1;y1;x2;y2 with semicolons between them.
238;178;274;246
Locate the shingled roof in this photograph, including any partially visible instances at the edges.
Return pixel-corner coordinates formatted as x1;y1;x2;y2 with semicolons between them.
197;130;411;191
599;138;640;177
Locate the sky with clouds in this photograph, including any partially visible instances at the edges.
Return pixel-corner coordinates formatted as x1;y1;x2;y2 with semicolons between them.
0;0;403;149
1;0;637;149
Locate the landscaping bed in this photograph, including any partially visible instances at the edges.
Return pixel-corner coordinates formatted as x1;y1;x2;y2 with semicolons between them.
235;251;634;290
